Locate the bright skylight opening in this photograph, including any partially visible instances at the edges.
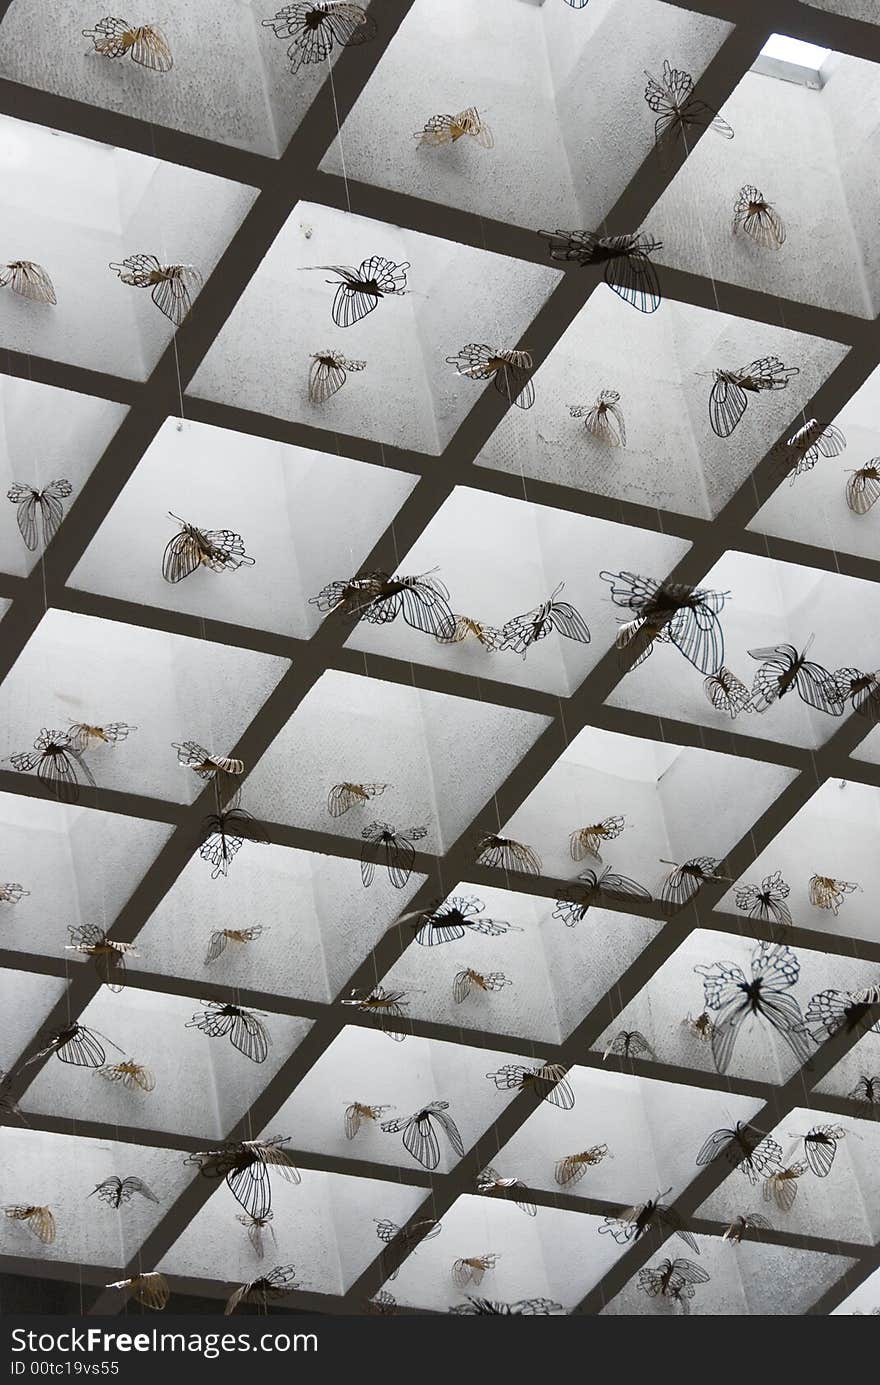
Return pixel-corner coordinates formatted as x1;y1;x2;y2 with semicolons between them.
753;33;832;87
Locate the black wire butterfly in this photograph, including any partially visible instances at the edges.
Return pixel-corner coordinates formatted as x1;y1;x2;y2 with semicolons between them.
407;894;521;947
538;230;662;313
199;808;268;880
445;344;535;409
779;418;845;483
225;1265;300;1316
186;1002;270;1063
475;834;543;875
637;1258;709;1314
600;569;728;676
644;59;734;150
695;1122;782;1184
65;925;137;992
89;1176;159;1208
485;1062;574;1109
602;1030;653;1062
494;582;591;657
261;3;376;75
723;1212;772;1244
704;667;751;719
734;870;792;934
360;822;426;889
788;1124;846;1178
162;513;255;584
833;668;880;723
185;1137;300;1221
7;728;95;804
708;357;799;438
236;1211;277;1261
476;1166;536;1216
6;480;72;551
732;186;785;251
373;1218;440;1279
450;1298;563;1315
659;856;725;914
747;636;844;716
302;256;408;328
310;568;456;640
23;1023;122;1070
846;463;880;515
341;984;411;1040
554;866;652;926
849;1075;880;1105
805;986;880;1042
0;882;29;907
599;1189;698;1252
308;349;366;403
109;256;202;326
694;941;812;1075
380;1101;464;1170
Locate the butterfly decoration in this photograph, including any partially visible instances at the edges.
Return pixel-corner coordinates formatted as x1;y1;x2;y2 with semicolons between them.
485;1062;575;1110
162;513;255;584
0;883;29;907
67;722;135;752
569;390;626;447
683;1011;716;1043
89;1176;159;1209
374;1218;441;1279
415;108;494;149
23;1022;122;1070
833;668;880;722
97;1058;156;1093
445;344;535;410
748;636;843;717
849;1074;880;1104
708;357;799;438
435;615;504;649
6;480;72;551
237;1211;276;1261
475;834;543;875
343;1101;392;1139
569;815;626;862
4;1206;56;1244
453;1254;500;1289
7;728;95;804
704;667;751;719
599;1189;699;1252
302;256;409;329
172;741;244;793
109;256;202;326
82;18;173;70
643;59;734;150
225;1264;300;1316
637;1258;709;1314
603;1029;653;1062
204;926;267;966
735;871;792;933
310;568;457;639
563;0;591;7
600;569;728;676
326;782;389;817
365;1291;397;1314
805;986;880;1041
807;874;860;915
845;462;880;515
476;1166;537;1216
409;894;521;947
341;984;411;1040
185;1137;300;1221
694;941;812;1075
779;418;845;483
538;230;662;313
0;261;56;304
308;349;366;403
763;1162;808;1213
722;1212;772;1244
695;1122;782;1184
185;1002;271;1063
449;1298;564;1315
105;1273;169;1311
65;926;137;992
452;968;511;1004
789;1124;846;1178
555;1144;610;1187
360;821;426;889
199;808;268;880
556;868;652;926
659;856;725;913
496;585;589;661
732;186;786;250
261;3;376;75
381;1101;464;1170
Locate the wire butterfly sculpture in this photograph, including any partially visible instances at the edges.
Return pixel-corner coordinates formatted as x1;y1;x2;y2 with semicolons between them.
559;867;652;925
694;941;812;1075
833;668;880;722
261;3;376;75
683;1011;715;1043
603;1029;654;1062
7;728;96;804
97;1058;155;1093
204;926;267;966
105;1273;169;1311
555;1144;610;1187
569;390;626;446
0;261;56;304
162;513;255;583
704;667;751;719
732;186;786;250
748;636;843;716
66;926;137;992
435;614;505;649
6;480;72;551
237;1212;276;1261
4;1205;56;1244
763;1162;808;1213
600;569;728;675
310;568;456;639
374;1218;440;1279
308;349;366;403
450;1297;563;1315
83;18;173;69
475;834;542;875
445;344;535;410
779;418;846;483
643;59;734;151
476;1166;536;1216
789;1124;846;1178
659;856;726;913
485;1062;575;1109
186;1002;271;1063
723;1212;772;1244
709;357;799;438
846;462;880;515
569;815;626;862
695;1122;782;1184
452;968;511;1004
0;883;29;908
497;582;591;657
638;1257;709;1314
341;984;411;1040
327;782;389;817
173;742;244;808
415;108;494;149
67;722;135;752
199;808;268;880
599;1189;698;1252
23;1022;122;1070
343;1101;392;1139
538;229;662;312
807;874;860;915
302;256;408;328
408;894;520;947
453;1254;500;1290
805;985;880;1042
849;1074;880;1105
360;821;426;889
109;256;202;326
89;1176;159;1209
185;1137;300;1221
225;1265;300;1316
381;1101;465;1170
735;870;792;934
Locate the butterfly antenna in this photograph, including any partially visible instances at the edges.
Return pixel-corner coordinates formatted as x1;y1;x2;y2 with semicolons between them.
803;631;816;656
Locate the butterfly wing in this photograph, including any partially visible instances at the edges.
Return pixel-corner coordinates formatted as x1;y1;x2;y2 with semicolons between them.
549;600;591;645
802;1127;840;1178
308;355;346;403
709;374;748;438
151;267;201;326
605;249;661;314
230;1011;270;1063
846;466;880;515
398;582;457;640
162;528;203;583
129;25;173;72
57;1025;106;1067
403;1114;441;1171
794;662;845;715
7;485;40;550
120;1176;159;1204
382;832;415;890
227;1159;272;1221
